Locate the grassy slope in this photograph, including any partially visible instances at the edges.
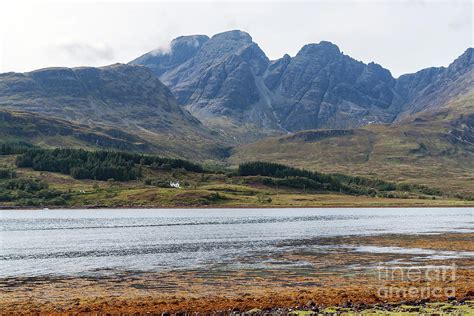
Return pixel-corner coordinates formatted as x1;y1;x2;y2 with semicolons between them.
0;110;159;151
230;94;474;196
0;154;472;208
0;109;230;161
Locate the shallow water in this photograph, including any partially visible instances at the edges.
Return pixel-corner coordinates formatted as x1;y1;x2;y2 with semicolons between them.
0;207;472;277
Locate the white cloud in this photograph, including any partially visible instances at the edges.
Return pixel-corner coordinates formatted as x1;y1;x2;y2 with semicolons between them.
150;42;172;56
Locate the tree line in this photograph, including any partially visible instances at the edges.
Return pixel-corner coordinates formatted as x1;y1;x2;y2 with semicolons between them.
238;161;441;196
15;148;204;181
0;141;35;155
0;177;69;206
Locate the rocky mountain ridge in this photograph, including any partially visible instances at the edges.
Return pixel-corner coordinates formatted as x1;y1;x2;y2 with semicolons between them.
131;30;473;135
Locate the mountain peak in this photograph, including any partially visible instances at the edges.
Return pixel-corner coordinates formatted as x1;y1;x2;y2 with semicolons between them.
448;47;473;74
298;41;341;56
211;30;252;43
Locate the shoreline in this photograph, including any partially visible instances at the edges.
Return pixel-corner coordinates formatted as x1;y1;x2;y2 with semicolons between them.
1;203;473;211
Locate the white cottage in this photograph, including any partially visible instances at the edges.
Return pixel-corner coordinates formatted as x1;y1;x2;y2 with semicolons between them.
170;181;180;188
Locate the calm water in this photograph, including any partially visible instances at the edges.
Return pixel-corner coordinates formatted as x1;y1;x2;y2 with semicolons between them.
0;208;472;277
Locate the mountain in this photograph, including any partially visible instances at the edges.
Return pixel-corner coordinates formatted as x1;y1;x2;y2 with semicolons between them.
1;30;472;168
0;63;197;129
131;30;473;137
131;30;280;141
263;42;402;131
0;63;225;159
395;48;473;119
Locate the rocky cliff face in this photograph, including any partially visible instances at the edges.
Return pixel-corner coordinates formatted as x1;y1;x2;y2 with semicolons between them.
266;42;402;131
131;30;473;135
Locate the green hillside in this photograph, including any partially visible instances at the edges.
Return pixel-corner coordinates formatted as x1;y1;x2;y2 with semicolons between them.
230;94;474;196
1;145;471;208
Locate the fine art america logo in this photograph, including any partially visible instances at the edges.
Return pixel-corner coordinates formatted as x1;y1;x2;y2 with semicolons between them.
376;264;457;299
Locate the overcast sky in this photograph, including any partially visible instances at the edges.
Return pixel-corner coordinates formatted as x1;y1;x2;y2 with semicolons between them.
0;0;472;77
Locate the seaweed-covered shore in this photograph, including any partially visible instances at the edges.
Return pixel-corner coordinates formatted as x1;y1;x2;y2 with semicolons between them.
1;233;473;314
